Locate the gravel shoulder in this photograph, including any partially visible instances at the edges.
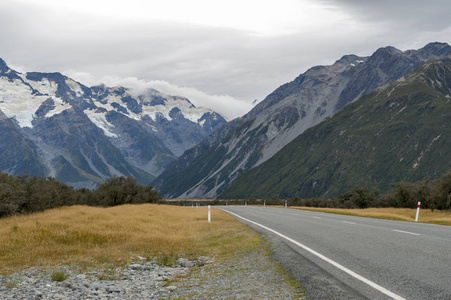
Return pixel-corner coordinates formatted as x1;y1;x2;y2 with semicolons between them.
0;244;304;299
169;246;304;299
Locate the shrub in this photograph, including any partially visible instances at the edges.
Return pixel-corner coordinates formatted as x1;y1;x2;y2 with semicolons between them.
0;171;161;218
51;270;69;282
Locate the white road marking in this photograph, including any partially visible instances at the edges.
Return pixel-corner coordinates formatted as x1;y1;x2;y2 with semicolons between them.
393;229;420;236
313;216;322;219
223;209;406;300
342;221;357;225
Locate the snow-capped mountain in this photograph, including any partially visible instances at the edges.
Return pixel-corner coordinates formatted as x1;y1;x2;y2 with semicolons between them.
152;42;451;199
0;59;226;188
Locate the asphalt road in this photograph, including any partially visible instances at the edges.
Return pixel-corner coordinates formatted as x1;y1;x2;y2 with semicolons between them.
220;206;451;300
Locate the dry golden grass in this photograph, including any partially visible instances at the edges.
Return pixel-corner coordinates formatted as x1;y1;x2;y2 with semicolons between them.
0;204;260;274
292;207;451;225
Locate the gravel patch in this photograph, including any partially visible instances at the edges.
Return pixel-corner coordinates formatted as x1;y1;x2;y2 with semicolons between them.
1;248;304;299
170;247;304;299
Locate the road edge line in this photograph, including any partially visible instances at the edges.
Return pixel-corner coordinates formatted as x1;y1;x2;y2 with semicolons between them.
222;209;406;300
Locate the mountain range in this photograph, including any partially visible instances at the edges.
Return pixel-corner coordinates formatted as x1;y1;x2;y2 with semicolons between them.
0;59;226;188
153;42;451;198
2;42;450;197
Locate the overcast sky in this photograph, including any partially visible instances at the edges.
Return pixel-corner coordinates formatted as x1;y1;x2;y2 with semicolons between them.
1;0;451;119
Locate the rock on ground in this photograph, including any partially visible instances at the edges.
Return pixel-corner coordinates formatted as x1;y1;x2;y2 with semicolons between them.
0;248;304;299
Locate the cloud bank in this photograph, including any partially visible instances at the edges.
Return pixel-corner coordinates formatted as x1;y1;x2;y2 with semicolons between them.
1;0;450;118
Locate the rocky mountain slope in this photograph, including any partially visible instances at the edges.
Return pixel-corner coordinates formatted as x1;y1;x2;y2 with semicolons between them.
153;42;451;198
0;59;225;188
221;56;451;199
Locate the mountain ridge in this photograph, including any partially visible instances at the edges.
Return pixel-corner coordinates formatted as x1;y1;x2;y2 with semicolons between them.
153;42;451;198
220;55;451;198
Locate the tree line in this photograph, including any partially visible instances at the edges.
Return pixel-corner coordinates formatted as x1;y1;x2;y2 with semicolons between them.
2;170;450;218
0;172;161;218
287;171;451;210
163;171;451;210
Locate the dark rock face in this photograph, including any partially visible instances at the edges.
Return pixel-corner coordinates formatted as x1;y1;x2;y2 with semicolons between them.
153;42;451;199
0;61;226;188
334;43;451;112
0;111;48;177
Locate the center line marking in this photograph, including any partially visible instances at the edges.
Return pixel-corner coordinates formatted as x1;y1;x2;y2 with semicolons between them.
313;216;321;219
223;209;406;300
342;221;357;225
393;229;420;236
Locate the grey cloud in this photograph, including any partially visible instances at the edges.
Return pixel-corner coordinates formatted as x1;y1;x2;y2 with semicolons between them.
1;0;451;119
319;0;451;30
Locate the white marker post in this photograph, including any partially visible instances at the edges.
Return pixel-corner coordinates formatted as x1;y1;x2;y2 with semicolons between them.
285;200;287;208
415;202;421;222
208;205;211;223
264;200;266;207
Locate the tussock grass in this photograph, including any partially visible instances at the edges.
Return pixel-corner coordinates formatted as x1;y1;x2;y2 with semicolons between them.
292;207;451;225
0;205;260;274
50;270;69;282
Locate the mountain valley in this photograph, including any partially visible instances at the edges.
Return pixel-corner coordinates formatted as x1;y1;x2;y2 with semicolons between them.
153;42;451;198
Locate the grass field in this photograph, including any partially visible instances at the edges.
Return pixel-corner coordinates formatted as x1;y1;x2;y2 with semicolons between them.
2;204;449;275
0;204;261;274
292;207;451;225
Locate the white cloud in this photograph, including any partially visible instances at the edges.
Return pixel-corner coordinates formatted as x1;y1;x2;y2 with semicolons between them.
67;72;252;120
143;80;254;121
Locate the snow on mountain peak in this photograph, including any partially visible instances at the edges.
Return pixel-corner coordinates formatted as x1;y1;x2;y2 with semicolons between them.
0;59;224;133
0;75;70;128
89;86;214;125
141;97;210;123
84;109;118;138
65;78;84;97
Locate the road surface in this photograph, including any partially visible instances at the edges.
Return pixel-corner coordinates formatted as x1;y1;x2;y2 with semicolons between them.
220;206;451;300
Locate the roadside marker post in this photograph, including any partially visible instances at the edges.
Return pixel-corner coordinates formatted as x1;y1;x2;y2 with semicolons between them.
208;205;211;223
415;202;421;222
264;200;266;207
285;200;287;208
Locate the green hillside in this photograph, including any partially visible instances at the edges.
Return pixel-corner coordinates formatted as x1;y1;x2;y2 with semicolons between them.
220;57;451;199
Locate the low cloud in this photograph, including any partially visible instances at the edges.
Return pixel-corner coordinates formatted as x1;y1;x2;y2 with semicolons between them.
68;72;252;120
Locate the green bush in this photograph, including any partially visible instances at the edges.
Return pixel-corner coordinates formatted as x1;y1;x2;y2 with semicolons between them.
285;171;451;210
0;171;161;218
51;270;69;282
